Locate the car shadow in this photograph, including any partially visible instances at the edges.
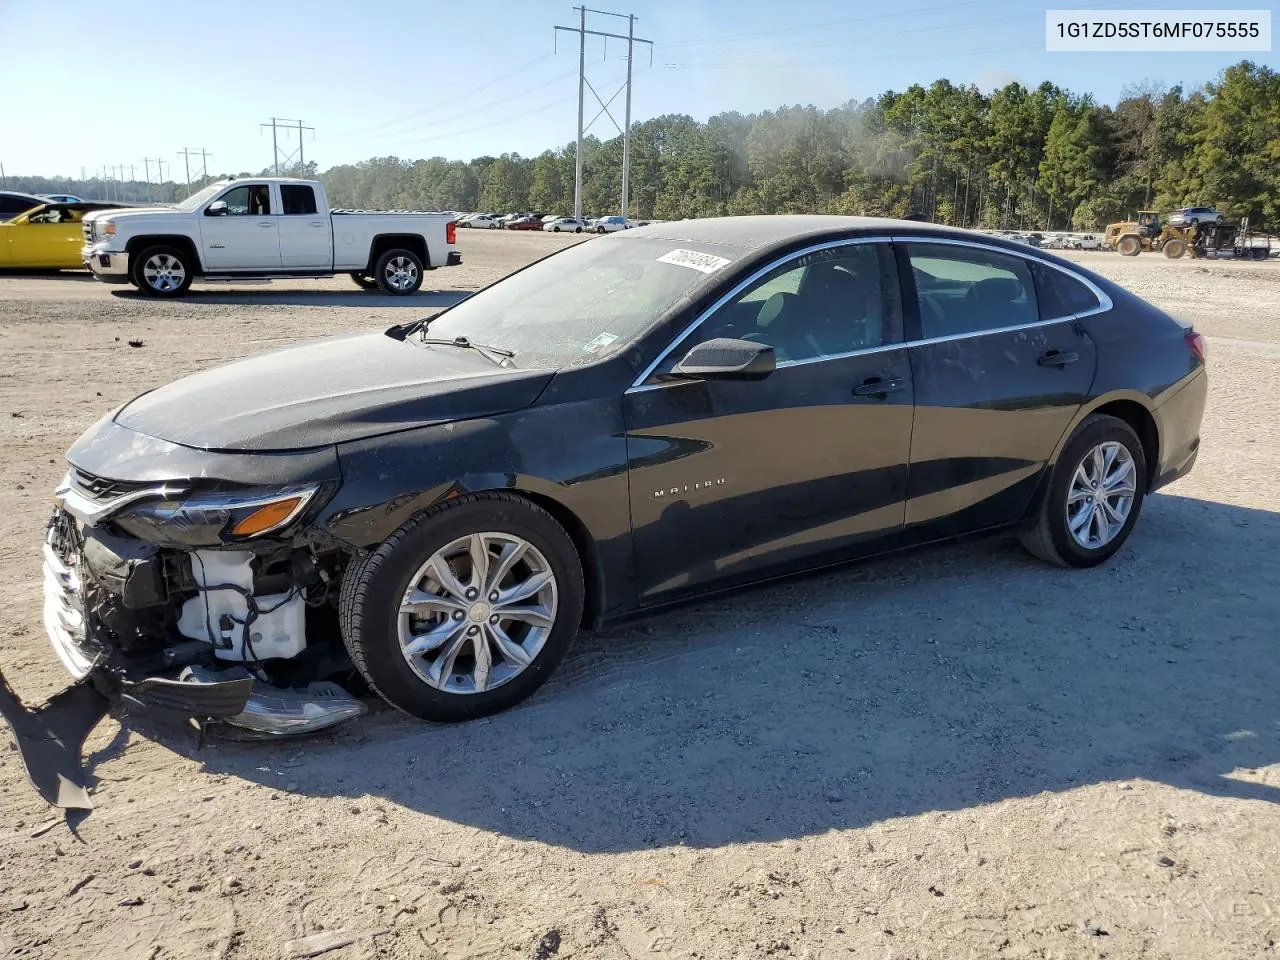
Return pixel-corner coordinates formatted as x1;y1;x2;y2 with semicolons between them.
0;269;99;281
107;288;471;309
167;492;1280;852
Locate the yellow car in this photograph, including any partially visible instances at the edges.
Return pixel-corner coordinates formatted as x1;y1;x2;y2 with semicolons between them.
0;202;121;270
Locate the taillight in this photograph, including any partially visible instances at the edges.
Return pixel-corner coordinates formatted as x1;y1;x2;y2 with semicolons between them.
1185;330;1207;365
446;220;456;245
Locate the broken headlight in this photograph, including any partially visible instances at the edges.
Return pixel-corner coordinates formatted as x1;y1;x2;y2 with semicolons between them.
112;484;326;548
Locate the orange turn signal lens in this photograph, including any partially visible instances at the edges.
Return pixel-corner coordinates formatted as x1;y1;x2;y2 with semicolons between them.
230;496;306;537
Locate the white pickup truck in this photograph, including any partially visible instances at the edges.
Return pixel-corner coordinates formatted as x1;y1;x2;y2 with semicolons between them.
81;177;460;297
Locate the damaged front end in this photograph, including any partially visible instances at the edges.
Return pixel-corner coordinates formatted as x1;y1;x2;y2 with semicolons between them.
4;454;366;809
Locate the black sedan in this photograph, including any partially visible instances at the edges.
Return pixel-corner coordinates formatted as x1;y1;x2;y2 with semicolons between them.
27;217;1207;773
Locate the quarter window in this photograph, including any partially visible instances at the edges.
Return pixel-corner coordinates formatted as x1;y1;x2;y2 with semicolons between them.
667;243;891;367
1034;262;1101;319
905;243;1039;339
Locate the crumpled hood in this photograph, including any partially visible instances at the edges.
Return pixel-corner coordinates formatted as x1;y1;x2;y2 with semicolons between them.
114;331;554;451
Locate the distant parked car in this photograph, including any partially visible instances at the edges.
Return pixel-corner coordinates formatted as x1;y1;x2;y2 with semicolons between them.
465;214;501;229
1072;234;1105;250
0;191;46;221
1168;206;1224;227
543;217;588;234
540;214;562;223
1040;234;1069;250
39;194;83;204
505;216;544;231
593;216;632;233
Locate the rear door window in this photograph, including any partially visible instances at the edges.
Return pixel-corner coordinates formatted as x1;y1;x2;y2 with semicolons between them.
904;243;1039;339
1034;263;1101;319
281;185;318;215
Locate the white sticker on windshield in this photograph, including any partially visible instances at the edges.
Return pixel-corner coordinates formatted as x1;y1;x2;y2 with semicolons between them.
657;248;732;274
583;331;620;353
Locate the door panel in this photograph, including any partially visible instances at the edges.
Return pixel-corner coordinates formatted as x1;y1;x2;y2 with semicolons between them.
198;184;280;270
277;184;331;268
623;240;913;603
899;241;1098;535
625;354;913;600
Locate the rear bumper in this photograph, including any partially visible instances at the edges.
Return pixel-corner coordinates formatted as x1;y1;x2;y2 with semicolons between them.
446;251;462;267
1151;368;1207;491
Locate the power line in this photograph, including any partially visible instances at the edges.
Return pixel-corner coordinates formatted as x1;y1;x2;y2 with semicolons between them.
555;7;653;220
141;157;166;202
334;54;556;139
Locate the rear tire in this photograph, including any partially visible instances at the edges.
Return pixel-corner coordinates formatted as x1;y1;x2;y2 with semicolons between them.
374;248;424;295
1163;239;1186;259
1019;414;1147;568
130;244;194;297
339;492;584;722
1117;236;1141;257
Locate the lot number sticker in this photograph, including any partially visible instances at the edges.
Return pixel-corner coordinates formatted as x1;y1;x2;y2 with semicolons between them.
657;249;732;274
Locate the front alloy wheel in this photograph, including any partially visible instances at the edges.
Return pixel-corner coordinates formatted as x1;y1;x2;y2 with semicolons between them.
339;492;584;721
398;533;557;694
131;244;194;297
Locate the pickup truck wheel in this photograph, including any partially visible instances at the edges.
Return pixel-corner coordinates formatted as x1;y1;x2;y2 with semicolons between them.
374;249;424;295
131;245;193;297
349;272;378;290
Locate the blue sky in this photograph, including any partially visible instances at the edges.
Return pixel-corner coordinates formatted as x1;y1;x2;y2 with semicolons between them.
1;0;1272;179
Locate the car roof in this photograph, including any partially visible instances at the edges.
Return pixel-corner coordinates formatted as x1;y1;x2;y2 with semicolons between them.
619;214;1043;255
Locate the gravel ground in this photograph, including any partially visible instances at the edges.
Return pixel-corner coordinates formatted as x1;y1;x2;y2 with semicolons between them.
1;233;1279;960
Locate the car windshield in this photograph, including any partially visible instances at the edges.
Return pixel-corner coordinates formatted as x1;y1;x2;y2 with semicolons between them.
423;236;746;369
173;183;226;212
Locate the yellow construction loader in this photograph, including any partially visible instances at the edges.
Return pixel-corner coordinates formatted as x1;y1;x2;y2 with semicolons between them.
1103;211;1192;258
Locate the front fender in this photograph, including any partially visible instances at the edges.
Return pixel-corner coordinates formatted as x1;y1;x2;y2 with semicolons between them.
319;401;635;618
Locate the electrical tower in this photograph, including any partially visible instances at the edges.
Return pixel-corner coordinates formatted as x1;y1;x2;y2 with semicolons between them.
178;148;212;190
555;7;652;220
260;118;314;175
141;157;167;202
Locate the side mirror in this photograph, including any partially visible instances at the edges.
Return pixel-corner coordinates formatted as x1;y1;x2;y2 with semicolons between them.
670;337;775;381
205;200;228;217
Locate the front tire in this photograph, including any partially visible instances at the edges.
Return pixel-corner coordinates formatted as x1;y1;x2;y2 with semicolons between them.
1163;239;1186;259
1019;414;1146;568
552;226;561;232
1117;236;1141;256
131;244;193;297
574;227;583;234
338;492;585;722
374;248;424;295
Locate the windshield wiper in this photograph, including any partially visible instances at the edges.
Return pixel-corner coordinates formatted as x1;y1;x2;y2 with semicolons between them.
419;336;515;367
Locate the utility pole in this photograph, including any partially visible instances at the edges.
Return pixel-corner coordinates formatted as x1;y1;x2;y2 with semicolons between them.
621;13;634;221
555;8;652;221
0;162;6;189
178;148;194;190
261;118;313;175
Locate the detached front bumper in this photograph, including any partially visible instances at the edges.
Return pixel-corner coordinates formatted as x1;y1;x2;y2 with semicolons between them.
81;243;131;283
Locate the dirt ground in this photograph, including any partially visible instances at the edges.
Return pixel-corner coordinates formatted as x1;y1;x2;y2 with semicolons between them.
2;232;1279;960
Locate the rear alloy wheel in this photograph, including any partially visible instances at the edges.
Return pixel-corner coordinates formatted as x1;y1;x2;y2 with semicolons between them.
338;493;584;721
349;272;378;290
374;248;424;295
1117;236;1141;257
1019;414;1146;568
131;245;193;297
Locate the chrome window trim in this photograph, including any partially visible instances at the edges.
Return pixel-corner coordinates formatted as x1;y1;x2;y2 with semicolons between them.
892;235;1114;323
625;234;1114;394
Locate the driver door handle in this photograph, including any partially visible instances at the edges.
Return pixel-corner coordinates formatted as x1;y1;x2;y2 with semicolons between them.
1037;350;1079;367
853;377;906;398
257;222;275;229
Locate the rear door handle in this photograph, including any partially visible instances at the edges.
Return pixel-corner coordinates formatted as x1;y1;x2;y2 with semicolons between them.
257;222;275;229
853;377;906;398
1037;350;1079;367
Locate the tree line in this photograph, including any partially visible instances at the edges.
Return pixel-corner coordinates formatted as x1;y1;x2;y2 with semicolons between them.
9;60;1276;231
